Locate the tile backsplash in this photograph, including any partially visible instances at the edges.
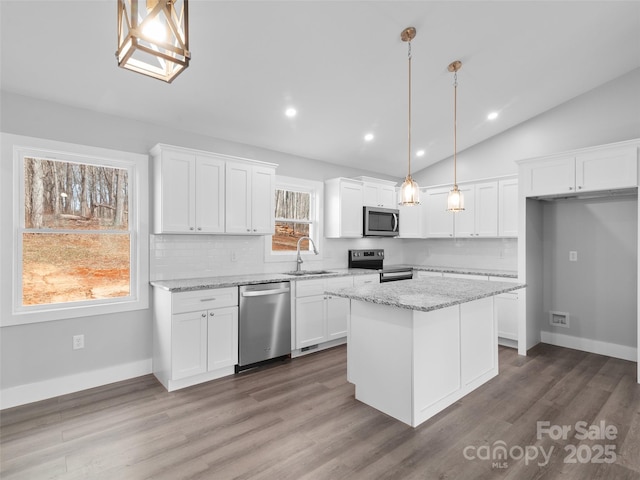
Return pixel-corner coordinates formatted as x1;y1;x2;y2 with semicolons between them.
150;234;518;281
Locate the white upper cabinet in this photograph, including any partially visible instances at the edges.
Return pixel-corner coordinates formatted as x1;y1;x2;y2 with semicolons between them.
519;142;638;197
325;178;364;238
455;182;499;237
225;162;275;234
398;193;427;238
361;180;397;208
425;186;454;238
151;144;276;235
575;145;638;193
498;178;518;237
152;145;225;234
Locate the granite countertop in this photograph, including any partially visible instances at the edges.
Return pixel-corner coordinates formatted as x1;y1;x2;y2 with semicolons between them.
150;268;377;292
325;277;525;312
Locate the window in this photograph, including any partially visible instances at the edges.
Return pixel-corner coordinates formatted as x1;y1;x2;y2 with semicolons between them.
8;137;149;325
268;177;322;258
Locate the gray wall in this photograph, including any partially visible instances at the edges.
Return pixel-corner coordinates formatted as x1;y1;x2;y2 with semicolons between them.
541;197;638;347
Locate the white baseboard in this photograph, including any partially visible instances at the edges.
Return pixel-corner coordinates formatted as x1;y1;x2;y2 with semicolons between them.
0;359;152;410
540;331;637;362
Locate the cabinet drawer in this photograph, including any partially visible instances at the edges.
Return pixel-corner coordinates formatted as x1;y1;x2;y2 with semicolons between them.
295;278;327;297
353;274;379;285
173;287;238;314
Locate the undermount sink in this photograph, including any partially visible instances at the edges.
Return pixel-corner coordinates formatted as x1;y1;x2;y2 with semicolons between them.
284;270;334;276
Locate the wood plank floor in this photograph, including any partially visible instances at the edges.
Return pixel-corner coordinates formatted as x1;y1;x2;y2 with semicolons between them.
1;344;639;480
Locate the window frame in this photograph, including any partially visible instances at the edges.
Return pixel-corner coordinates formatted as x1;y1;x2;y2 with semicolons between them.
5;135;149;326
264;176;323;262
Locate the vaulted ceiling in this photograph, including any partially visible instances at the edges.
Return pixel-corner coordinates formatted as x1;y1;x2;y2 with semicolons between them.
2;1;639;177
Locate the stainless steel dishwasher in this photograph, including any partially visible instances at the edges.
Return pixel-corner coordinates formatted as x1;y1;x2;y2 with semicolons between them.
237;282;291;371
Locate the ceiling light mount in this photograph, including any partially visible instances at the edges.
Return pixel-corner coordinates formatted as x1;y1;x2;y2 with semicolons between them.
116;0;190;83
447;60;462;73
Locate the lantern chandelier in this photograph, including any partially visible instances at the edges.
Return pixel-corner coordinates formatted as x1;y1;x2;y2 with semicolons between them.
447;60;464;212
399;27;420;206
116;0;190;83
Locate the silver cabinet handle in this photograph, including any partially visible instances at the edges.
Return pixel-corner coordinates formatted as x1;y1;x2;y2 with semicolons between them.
201;313;206;318
569;187;573;190
197;227;202;231
209;312;214;316
190;227;195;231
199;298;216;302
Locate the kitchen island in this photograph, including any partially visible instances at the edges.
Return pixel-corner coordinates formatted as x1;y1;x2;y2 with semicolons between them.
325;277;525;428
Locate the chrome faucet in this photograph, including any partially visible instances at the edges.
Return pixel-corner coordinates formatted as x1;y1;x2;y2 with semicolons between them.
296;236;319;272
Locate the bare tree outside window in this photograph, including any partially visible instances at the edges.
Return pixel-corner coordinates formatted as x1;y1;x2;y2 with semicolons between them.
22;157;131;306
272;188;312;251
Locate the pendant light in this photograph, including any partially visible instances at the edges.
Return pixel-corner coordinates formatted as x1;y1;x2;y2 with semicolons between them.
447;60;464;212
399;27;420;206
116;0;190;83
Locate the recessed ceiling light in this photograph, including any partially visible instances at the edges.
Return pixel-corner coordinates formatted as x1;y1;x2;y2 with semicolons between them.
416;149;425;157
364;133;374;142
487;111;499;120
285;107;297;118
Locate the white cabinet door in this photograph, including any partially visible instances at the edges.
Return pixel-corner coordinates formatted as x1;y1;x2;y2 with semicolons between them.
378;185;397;208
156;149;196;233
251;166;275;234
498;178;518;237
425;187;454;237
225;162;275;234
453;184;475;237
172;311;207;380
326;276;353;341
225;162;252;234
475;182;498;237
196;155;225;233
576;145;638;193
207;306;238;371
363;183;396;208
521;156;575;197
326;295;350;341
363;184;380;207
296;295;326;348
454;182;498;237
341;181;364;237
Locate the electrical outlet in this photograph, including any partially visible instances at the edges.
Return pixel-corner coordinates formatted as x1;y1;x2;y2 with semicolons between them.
73;334;85;350
230;251;237;262
569;251;578;262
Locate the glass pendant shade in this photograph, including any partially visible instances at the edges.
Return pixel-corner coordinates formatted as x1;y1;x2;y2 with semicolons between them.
401;175;420;206
447;185;465;212
116;0;190;83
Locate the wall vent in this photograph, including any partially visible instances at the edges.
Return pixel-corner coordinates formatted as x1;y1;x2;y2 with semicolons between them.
301;344;319;352
549;311;570;328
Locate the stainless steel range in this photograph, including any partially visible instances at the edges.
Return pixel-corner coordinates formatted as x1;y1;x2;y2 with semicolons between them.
348;249;414;282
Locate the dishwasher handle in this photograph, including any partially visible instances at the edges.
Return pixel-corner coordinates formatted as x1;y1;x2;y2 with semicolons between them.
241;287;290;297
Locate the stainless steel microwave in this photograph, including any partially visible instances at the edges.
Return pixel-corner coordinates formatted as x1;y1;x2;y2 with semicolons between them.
363;206;399;237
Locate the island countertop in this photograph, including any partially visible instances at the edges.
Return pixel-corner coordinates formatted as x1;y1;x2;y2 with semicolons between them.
325;277;525;312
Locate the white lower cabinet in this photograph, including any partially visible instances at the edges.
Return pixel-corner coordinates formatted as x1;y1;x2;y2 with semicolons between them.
294;276;355;349
153;286;239;391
